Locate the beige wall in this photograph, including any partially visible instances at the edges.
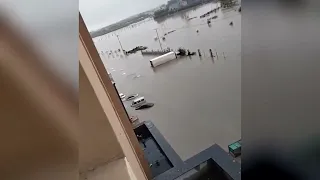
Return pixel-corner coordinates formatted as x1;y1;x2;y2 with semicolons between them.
79;64;124;172
80;158;134;180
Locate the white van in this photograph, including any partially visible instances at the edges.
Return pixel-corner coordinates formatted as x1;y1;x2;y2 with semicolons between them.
131;97;146;107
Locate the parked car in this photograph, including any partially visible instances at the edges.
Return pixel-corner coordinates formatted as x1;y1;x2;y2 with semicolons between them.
129;116;139;123
126;94;138;101
119;93;126;99
131;97;146;107
135;103;154;110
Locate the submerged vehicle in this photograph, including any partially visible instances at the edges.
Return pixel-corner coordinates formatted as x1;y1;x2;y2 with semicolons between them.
131;97;146;107
119;93;126;99
135;103;154;110
126;94;139;101
129;116;139;123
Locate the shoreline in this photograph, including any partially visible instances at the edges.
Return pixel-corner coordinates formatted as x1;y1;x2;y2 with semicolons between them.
91;0;219;38
154;0;217;20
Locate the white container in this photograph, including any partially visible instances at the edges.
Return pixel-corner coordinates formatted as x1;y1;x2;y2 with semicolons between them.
150;52;177;67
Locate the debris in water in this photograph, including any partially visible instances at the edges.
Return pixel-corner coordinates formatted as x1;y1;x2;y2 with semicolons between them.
132;74;142;79
229;21;233;26
177;48;186;56
126;46;148;54
187;17;197;21
122;72;126;75
196;30;199;33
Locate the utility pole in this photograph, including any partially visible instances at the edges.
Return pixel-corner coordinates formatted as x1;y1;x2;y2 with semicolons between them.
116;35;124;52
154;29;163;50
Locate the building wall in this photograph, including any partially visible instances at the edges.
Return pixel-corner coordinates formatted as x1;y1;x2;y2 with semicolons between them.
79;50;124;173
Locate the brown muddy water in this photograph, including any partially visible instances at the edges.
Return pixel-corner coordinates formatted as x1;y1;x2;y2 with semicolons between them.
93;2;241;161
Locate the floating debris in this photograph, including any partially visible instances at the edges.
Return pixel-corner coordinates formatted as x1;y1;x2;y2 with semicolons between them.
122;72;127;75
132;74;142;79
177;48;186;56
196;30;199;33
229;21;234;26
187;50;196;56
187;17;197;21
126;46;148;54
165;30;176;36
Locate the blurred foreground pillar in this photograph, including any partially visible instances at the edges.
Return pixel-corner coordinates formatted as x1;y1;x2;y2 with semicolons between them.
0;12;151;180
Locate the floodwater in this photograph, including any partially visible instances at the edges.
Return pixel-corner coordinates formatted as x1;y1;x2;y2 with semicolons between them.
93;2;241;161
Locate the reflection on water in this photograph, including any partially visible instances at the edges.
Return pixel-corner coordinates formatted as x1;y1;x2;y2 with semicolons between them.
94;2;241;161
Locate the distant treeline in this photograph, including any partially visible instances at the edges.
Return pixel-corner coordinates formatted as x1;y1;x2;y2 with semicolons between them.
90;0;237;38
90;13;152;38
154;0;216;19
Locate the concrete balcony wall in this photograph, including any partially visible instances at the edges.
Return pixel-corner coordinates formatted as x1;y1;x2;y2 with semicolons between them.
79;64;124;172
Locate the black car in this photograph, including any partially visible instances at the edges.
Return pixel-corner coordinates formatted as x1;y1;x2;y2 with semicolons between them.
135;103;154;110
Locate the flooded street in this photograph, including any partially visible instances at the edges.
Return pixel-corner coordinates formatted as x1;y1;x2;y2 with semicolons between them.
94;2;241;161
